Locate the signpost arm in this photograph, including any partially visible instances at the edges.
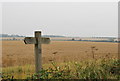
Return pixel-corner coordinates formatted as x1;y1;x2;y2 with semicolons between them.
34;31;42;73
24;31;50;74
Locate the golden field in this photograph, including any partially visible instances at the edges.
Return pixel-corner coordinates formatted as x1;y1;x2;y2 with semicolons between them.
2;40;118;67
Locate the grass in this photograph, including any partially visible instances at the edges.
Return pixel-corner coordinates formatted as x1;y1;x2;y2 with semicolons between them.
2;41;119;79
2;58;120;79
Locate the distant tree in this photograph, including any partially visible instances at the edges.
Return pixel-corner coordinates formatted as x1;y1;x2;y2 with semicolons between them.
72;38;75;41
13;38;16;40
0;34;25;37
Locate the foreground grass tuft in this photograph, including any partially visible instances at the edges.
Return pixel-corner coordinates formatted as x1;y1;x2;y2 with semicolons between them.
29;59;120;79
2;58;119;79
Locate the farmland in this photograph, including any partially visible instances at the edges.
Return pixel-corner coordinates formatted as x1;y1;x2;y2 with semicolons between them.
1;40;119;79
2;41;118;67
2;40;118;67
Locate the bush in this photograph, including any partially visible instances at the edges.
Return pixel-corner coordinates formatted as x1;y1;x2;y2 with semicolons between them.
28;59;120;79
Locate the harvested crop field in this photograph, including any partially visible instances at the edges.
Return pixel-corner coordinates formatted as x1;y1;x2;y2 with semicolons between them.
2;41;118;67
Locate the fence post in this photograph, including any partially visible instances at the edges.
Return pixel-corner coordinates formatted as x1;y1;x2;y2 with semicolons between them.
34;31;42;73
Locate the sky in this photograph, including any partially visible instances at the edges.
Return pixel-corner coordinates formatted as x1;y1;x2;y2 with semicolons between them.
0;3;2;35
2;2;118;37
0;0;119;2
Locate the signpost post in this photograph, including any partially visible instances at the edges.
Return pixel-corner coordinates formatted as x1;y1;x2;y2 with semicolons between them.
24;31;50;73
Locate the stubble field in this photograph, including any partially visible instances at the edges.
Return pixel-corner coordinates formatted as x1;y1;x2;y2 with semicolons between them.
2;40;118;67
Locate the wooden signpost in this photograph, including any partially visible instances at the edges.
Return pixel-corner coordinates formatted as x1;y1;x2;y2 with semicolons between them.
24;31;50;73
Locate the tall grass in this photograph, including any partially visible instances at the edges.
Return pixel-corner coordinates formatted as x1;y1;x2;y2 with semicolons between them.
2;58;120;79
2;46;120;79
28;58;120;79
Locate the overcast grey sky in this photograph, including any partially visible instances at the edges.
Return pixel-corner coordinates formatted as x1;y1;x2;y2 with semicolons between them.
2;2;118;37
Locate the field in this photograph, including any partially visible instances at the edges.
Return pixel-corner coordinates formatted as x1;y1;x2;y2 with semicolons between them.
1;40;119;79
2;40;118;67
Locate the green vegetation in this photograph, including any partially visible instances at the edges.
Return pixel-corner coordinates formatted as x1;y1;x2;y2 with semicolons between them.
2;58;120;80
